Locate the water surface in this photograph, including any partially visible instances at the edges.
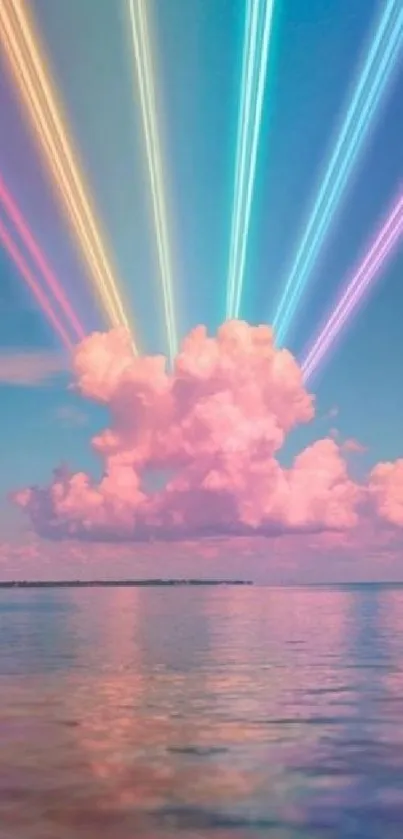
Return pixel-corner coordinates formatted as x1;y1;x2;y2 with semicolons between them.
1;585;403;838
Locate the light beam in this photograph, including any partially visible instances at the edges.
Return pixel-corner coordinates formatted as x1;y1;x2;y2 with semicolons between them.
227;0;275;320
0;217;74;350
0;0;137;348
302;191;403;383
0;175;86;342
273;0;403;346
127;0;178;362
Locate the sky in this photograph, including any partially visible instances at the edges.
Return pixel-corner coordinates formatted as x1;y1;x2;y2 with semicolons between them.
0;0;402;581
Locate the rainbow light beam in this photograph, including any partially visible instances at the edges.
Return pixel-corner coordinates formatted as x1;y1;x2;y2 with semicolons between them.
272;0;403;346
0;175;86;342
226;0;275;320
0;0;137;349
302;191;403;384
127;0;178;363
0;217;74;350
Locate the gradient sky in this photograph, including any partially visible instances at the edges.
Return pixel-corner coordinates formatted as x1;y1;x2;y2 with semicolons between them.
0;0;402;575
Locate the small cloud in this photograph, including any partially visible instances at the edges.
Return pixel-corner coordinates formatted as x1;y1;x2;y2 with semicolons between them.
325;406;339;420
55;405;88;428
0;350;67;386
343;438;367;454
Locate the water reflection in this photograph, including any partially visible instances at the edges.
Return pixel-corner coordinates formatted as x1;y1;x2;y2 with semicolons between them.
0;589;77;675
1;586;403;837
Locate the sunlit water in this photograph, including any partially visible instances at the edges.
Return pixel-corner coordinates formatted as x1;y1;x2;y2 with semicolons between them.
1;585;403;838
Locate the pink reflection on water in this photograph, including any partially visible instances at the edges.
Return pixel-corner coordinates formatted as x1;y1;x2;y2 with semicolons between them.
2;586;403;838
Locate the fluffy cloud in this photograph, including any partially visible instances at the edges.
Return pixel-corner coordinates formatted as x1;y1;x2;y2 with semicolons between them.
13;322;402;543
368;460;403;528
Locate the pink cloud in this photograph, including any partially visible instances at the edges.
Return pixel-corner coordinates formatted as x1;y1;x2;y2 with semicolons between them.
369;459;403;528
12;322;403;547
0;350;66;386
342;438;367;454
2;528;403;582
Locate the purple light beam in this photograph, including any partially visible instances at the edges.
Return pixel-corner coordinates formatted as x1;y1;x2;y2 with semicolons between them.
302;191;403;384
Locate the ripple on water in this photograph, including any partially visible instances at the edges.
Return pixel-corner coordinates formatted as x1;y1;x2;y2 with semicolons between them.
1;586;403;838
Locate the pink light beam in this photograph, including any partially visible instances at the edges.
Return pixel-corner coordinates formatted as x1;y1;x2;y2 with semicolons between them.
0;175;86;341
0;216;74;350
302;190;403;384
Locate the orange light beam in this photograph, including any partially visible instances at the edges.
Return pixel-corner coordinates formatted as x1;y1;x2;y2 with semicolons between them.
0;0;137;349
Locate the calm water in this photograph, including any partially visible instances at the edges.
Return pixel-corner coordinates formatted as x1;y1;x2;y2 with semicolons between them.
1;585;403;838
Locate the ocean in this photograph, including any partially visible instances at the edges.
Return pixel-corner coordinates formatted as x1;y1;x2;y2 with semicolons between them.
1;584;403;838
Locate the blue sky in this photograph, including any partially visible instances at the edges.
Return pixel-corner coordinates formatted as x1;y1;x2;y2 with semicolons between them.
0;0;401;533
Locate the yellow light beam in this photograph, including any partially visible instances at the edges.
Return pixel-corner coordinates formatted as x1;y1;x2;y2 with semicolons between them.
0;11;114;324
0;0;137;349
127;0;178;363
7;0;130;334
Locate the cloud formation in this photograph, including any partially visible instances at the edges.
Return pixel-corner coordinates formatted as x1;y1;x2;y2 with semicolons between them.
368;460;403;528
0;350;66;386
342;438;367;454
13;322;403;544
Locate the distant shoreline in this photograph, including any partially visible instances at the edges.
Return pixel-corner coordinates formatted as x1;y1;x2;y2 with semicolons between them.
0;579;253;589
